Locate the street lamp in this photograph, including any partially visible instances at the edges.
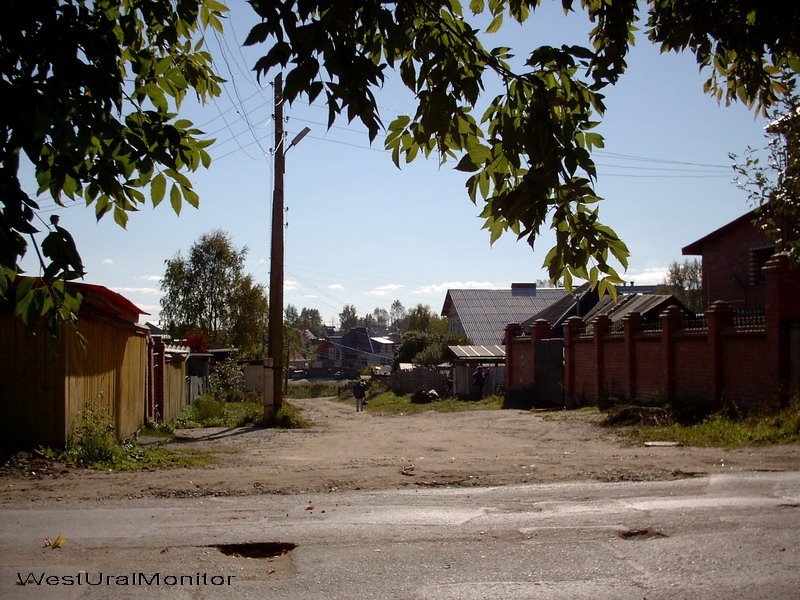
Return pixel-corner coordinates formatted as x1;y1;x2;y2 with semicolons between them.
267;73;309;416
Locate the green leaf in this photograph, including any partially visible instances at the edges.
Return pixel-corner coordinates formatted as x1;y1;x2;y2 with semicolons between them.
486;14;503;34
170;183;182;215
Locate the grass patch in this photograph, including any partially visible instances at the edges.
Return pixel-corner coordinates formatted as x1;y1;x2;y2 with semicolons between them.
622;400;800;447
39;402;217;471
354;391;503;414
174;396;263;429
286;381;341;398
262;401;310;429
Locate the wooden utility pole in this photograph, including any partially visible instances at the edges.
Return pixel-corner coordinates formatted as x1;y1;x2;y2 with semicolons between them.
268;73;286;412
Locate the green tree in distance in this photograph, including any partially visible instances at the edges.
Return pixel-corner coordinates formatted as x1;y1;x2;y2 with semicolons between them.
160;231;268;355
655;258;703;314
1;0;226;334
338;303;359;331
245;0;799;294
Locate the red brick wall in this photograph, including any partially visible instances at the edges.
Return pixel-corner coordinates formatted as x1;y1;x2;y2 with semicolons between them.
602;335;627;398
693;219;771;309
673;335;713;401
720;333;772;410
506;254;797;410
632;335;666;402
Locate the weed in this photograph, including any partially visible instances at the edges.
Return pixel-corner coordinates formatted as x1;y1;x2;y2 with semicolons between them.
352;391;503;414
65;400;121;465
623;397;800;447
174;397;263;429
50;400;215;471
262;402;310;429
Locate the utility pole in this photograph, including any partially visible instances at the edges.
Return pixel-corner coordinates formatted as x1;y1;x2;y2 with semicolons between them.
267;74;310;415
268;73;286;413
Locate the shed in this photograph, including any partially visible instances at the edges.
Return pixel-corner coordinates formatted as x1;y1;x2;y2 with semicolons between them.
1;280;148;447
446;345;506;398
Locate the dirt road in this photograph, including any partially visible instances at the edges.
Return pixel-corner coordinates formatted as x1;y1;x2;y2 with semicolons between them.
2;397;799;505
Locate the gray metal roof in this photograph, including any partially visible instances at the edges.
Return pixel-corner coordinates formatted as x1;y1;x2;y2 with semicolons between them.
583;293;686;330
442;286;569;345
448;345;506;360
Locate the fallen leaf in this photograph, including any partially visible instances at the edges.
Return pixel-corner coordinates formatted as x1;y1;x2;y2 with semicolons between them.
43;535;65;549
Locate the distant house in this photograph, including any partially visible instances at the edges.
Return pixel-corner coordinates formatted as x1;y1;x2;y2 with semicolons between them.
313;336;343;372
341;327;394;372
682;209;774;310
1;280;148;447
441;283;569;346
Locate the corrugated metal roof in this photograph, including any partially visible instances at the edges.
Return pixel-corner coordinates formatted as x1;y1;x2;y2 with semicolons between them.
583;294;686;330
443;287;569;345
448;345;506;360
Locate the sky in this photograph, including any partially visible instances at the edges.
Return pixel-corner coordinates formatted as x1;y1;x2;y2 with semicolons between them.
21;2;773;328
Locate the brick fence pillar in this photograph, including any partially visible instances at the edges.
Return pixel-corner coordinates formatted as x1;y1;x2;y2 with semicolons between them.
623;312;641;402
763;253;800;406
706;300;733;408
660;305;685;405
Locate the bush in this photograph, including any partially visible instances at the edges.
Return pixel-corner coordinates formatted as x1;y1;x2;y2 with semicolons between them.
263;402;309;429
175;395;263;428
209;358;246;402
65;401;120;465
53;399;215;471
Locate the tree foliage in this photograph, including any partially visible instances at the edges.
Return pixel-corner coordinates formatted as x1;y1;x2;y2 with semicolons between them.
655;258;703;314
732;84;800;265
160;231;268;355
245;0;799;294
338;303;359;331
1;0;226;331
285;304;327;337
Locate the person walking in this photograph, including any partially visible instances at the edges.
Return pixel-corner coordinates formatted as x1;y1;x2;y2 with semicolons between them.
353;380;367;411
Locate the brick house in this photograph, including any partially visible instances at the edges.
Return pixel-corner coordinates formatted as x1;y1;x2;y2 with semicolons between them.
682;209;774;310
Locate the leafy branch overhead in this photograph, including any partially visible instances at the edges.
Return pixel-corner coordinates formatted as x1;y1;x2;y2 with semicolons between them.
246;0;799;293
0;0;227;331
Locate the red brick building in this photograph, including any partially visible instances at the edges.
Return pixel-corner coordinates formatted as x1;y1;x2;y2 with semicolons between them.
682;209;774;310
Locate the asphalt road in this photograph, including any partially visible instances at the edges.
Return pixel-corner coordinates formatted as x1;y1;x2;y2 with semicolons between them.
2;471;799;599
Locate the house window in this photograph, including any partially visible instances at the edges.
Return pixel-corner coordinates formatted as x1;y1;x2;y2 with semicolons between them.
750;246;775;284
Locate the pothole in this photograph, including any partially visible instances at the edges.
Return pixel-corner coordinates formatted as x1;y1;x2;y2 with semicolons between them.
212;542;297;559
618;528;667;540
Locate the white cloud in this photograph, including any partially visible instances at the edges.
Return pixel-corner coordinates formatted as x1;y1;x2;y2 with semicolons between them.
101;258;113;265
139;275;162;282
285;280;299;291
133;303;160;315
624;267;668;286
328;284;344;291
412;281;500;295
303;294;318;299
366;284;405;296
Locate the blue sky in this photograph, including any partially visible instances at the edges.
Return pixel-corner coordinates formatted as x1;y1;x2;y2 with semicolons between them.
22;3;771;327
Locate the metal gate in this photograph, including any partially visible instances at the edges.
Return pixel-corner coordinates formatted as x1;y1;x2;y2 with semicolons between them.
534;339;564;408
